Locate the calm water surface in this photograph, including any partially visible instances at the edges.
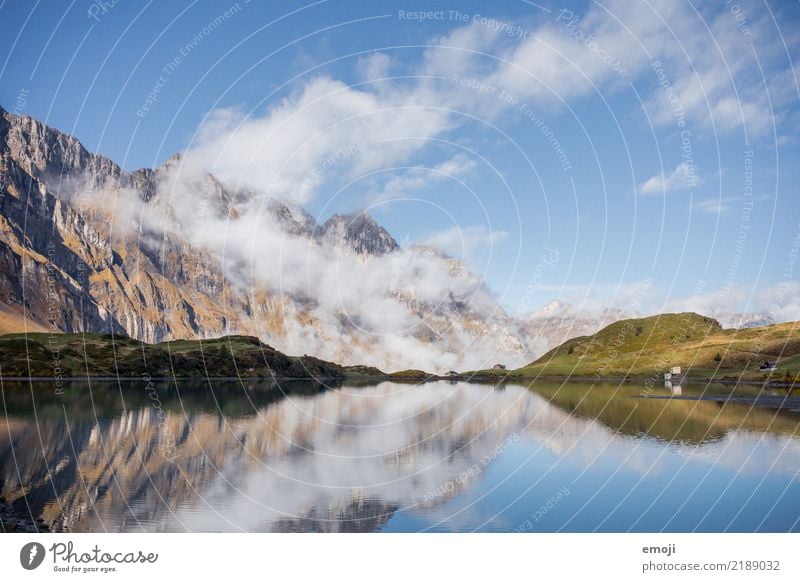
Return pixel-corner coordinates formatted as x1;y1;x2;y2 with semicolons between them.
1;379;798;532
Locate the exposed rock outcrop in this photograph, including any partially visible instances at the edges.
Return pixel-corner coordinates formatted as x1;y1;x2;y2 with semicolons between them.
316;212;400;256
0;106;533;370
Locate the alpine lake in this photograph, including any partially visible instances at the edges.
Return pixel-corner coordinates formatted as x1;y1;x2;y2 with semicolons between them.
2;378;798;532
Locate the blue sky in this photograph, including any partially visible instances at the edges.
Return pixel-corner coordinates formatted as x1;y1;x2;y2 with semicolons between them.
1;0;798;318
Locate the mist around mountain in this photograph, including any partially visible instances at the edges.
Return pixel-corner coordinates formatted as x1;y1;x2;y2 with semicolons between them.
520;299;628;356
0;106;534;372
1;106;794;374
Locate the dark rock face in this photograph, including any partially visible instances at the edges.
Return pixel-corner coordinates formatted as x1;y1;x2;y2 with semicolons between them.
317;212;400;256
128;168;158;202
0;139;125;335
1;496;50;533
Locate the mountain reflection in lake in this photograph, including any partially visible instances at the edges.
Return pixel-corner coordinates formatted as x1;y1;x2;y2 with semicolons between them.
1;379;799;532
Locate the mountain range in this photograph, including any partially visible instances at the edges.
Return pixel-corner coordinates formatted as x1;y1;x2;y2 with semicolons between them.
0;106;535;372
0;106;785;372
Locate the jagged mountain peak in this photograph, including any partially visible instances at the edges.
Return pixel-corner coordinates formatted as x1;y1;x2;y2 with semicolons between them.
1;106;125;193
163;151;183;167
317;211;400;256
526;299;575;320
267;198;317;237
0;108;536;371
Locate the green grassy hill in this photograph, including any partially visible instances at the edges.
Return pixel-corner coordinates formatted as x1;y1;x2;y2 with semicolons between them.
0;333;357;379
512;313;800;382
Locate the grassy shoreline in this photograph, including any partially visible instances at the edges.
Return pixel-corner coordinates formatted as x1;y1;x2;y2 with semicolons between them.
2;372;796;388
2;312;797;387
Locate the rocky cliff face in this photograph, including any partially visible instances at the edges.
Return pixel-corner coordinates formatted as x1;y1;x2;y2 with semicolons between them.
0;106;310;345
0;106;533;371
316;213;400;256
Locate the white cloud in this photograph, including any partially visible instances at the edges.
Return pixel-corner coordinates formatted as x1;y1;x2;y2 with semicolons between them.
423;0;797;138
68;2;798;372
523;279;799;330
357;51;391;81
178;1;793;211
92;159;524;373
365;154;477;205
182;76;452;206
522;279;656;317
419;225;508;260
663;281;800;327
692;198;731;215
754;282;800;324
631;0;796;136
639;161;701;195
